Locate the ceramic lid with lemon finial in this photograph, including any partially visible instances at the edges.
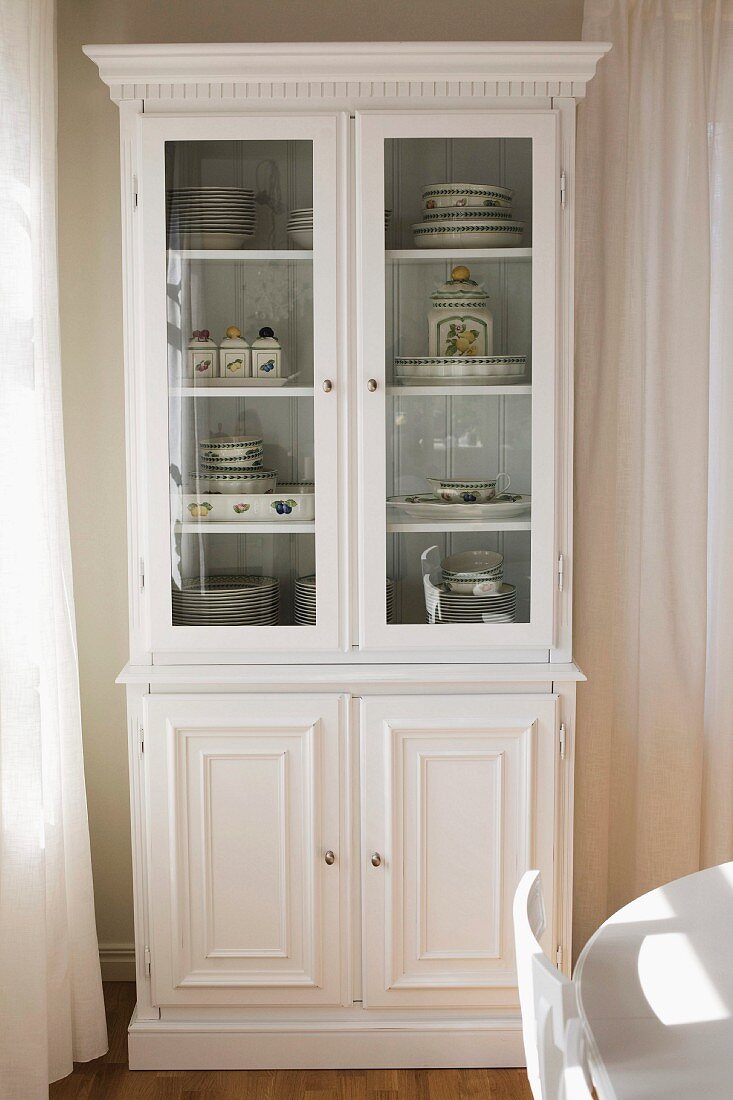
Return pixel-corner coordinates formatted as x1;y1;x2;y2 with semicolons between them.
428;265;493;357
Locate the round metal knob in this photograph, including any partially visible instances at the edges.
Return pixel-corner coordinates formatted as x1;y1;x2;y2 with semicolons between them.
324;850;335;866
367;378;378;392
322;379;333;393
370;852;382;867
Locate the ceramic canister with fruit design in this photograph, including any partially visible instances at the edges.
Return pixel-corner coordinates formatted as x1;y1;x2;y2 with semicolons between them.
219;325;251;379
427;266;493;358
251;326;283;378
187;329;218;379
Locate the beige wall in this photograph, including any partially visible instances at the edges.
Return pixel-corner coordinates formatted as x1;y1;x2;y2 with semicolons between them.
57;0;584;956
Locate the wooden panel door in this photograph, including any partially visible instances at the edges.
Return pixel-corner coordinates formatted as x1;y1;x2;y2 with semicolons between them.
145;694;346;1006
361;694;558;1008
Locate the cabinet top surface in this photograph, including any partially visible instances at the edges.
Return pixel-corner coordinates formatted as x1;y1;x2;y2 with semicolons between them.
84;41;611;104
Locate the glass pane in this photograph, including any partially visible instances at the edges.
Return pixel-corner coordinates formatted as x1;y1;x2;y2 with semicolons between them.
384;136;532;629
165;139;317;627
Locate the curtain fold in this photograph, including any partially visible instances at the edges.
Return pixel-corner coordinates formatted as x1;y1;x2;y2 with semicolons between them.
574;0;733;955
0;0;108;1092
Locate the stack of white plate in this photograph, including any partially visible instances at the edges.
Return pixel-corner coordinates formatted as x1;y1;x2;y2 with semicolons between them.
287;208;313;250
426;583;517;624
172;575;279;625
294;575;317;624
167;187;256;249
295;576;395;625
386;577;395;623
412;183;523;249
198;436;263;473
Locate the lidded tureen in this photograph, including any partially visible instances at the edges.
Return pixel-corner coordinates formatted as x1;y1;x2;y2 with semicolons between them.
428;266;493;357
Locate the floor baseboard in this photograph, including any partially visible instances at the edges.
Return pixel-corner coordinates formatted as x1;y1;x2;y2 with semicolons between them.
100;942;136;982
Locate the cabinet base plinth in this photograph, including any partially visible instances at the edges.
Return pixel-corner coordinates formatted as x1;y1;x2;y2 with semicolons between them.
128;1008;526;1070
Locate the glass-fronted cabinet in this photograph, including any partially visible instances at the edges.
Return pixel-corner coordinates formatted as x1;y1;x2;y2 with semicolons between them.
138;109;561;657
140;116;340;652
358;112;558;650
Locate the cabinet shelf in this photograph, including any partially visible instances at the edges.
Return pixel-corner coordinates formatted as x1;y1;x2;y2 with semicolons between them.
387;518;531;533
386;248;532;262
387;384;531;397
170;385;314;398
177;521;316;534
168;249;313;261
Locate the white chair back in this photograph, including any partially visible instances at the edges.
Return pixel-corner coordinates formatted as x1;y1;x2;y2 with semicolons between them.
513;870;546;1099
563;1018;594;1100
533;952;578;1100
513;871;577;1100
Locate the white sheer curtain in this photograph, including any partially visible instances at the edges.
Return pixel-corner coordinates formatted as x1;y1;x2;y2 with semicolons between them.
0;0;107;1093
574;0;733;955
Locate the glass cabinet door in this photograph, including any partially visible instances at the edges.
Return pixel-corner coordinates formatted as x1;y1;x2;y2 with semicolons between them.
357;111;558;651
140;115;341;653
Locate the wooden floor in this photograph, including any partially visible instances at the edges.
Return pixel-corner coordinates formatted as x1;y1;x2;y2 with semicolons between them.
49;984;532;1100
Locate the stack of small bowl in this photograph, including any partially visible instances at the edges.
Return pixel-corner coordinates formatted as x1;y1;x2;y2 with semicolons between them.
412;183;524;249
194;435;277;494
426;550;517;624
287;208;313;250
166;187;256;249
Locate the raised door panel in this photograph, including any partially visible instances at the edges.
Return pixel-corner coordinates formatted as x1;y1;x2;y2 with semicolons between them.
146;694;345;1006
362;694;557;1008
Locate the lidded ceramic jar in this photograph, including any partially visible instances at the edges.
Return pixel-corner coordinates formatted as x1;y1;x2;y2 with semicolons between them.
428;266;493;357
251;326;284;379
219;325;251;379
187;330;218;379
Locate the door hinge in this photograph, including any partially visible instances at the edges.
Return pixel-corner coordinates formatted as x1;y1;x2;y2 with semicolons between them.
557;553;565;591
139;724;144;754
560;171;567;210
138;557;145;591
559;722;567;760
556;944;563;969
133;174;139;209
144;945;151;978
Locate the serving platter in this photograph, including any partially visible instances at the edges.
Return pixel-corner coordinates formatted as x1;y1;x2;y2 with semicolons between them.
388;493;530;520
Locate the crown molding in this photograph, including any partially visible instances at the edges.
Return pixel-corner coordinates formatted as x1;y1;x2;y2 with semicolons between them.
83;42;611;105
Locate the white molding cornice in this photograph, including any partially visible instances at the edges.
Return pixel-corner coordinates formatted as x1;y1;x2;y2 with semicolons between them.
83;42;611;105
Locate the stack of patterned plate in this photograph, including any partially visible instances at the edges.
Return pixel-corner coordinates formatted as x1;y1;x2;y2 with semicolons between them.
287;208;313;250
413;183;523;249
425;582;517;624
295;576;395;625
172;575;279;625
167;187;256;249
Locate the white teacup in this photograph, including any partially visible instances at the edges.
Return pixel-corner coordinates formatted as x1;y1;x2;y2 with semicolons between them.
427;472;511;504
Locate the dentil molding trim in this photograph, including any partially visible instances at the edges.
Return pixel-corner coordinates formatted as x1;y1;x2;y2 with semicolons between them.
83;42;611;104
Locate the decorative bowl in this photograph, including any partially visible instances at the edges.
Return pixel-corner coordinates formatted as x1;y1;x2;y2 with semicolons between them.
421;206;514;222
180;483;314;522
394;356;526;379
192;470;277;494
412;221;524;249
440;549;505;593
198;436;263;456
422;183;513;209
427;475;511;503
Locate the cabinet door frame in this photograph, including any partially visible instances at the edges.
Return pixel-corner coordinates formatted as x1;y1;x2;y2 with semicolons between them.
361;693;558;1008
138;113;344;655
145;692;347;1006
356;109;559;652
